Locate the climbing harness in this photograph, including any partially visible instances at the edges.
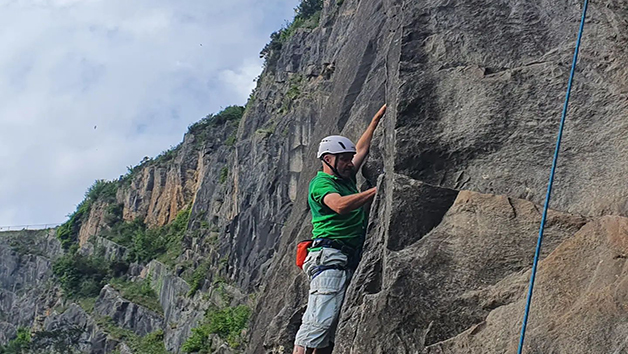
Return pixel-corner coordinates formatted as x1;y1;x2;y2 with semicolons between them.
311;264;345;280
295;238;356;278
517;0;589;352
310;238;356;256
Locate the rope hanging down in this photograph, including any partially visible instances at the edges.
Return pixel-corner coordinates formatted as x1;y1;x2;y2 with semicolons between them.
517;0;589;352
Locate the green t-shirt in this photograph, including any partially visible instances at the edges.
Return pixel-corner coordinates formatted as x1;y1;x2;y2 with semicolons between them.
308;171;366;249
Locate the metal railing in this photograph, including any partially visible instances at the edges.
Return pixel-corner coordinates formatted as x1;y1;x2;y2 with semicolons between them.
0;223;63;232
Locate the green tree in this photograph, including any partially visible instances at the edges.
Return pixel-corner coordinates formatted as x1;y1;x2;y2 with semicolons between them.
52;253;113;298
296;0;323;19
0;327;31;354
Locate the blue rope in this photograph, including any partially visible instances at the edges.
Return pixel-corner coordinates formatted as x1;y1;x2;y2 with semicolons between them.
517;1;589;352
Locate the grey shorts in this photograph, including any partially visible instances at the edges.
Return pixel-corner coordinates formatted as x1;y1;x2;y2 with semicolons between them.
294;248;349;349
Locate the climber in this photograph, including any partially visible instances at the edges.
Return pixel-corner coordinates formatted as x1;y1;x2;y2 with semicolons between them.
293;104;386;354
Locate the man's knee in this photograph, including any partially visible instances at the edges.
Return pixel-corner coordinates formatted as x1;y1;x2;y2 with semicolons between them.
293;345;329;354
292;345;312;354
314;346;333;354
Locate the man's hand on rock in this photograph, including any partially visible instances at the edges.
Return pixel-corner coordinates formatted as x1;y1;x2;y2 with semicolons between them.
373;104;387;123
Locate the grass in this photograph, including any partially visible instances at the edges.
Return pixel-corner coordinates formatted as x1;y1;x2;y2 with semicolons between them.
186;261;211;297
98;206;191;266
188;106;245;148
8;230;48;257
95;317;168;354
219;167;229;184
95;316;133;341
225;134;237;147
52;247;161;315
255;120;278;137
109;277;163;315
280;74;305;113
52;252;116;298
215;281;234;305
77;297;97;314
182;305;251;352
97;217;145;249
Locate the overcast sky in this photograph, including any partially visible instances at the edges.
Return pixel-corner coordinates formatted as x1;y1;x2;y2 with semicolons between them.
0;0;300;227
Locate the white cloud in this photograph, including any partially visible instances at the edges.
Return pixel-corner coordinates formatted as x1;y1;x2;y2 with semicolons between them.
0;0;300;226
218;59;264;101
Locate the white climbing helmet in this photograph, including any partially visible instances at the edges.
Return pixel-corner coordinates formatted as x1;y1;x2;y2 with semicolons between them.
317;135;356;159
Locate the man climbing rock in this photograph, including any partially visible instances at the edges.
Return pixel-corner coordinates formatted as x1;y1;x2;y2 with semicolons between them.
293;104;386;354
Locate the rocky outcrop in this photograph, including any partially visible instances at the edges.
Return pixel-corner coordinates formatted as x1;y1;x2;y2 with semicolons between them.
79;202;109;247
94;237;130;262
146;260;202;352
0;230;61;336
93;285;164;336
0;322;16;344
120;126;236;229
43;304;119;354
334;174;588;352
392;0;628;218
145;260;248;352
423;215;628;353
80;236;130;262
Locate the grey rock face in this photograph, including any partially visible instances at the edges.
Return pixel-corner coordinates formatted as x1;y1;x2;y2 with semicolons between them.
93;285;164;336
334;173;587;352
245;0;628;353
0;230;61;340
93;237;129;262
145;260;248;353
146;260;205;353
393;0;628;217
0;322;16;344
422;215;628;353
79;236;129;262
0;230;60;293
43;304;117;354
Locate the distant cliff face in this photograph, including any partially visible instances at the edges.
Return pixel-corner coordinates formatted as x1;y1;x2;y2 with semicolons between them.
0;230;62;342
2;0;628;353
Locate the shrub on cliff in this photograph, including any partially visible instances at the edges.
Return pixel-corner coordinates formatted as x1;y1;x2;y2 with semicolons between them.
188;106;244;135
182;305;251;352
56;179;118;250
129;206;190;264
0;327;31;354
52;253;115;298
260;0;323;67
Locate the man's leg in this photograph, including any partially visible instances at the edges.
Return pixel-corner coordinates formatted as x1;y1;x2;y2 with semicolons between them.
292;345;313;354
293;342;332;353
313;345;333;354
294;249;348;352
294;269;346;351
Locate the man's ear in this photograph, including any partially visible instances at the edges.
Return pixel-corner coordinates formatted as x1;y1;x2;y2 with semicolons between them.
323;154;333;164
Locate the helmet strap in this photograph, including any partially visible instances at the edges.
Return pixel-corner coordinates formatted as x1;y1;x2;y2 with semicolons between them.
322;156;343;179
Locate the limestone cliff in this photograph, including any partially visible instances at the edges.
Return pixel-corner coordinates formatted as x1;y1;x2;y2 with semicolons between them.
2;0;628;353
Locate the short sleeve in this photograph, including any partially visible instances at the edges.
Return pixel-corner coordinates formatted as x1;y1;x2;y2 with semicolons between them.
310;177;340;205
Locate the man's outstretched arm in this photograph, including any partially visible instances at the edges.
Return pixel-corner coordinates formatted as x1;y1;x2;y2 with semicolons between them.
353;104;386;171
323;188;377;215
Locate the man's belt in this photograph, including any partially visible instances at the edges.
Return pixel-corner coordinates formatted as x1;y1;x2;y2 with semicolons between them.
311;238;356;256
310;264;344;280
